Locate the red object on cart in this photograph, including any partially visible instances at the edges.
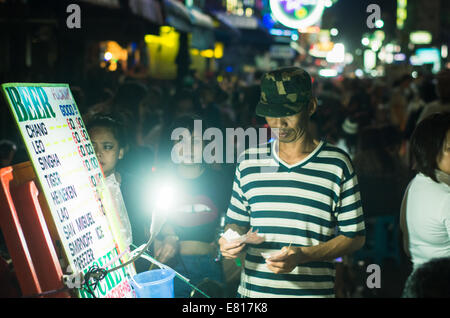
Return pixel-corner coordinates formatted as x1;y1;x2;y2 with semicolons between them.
0;162;70;297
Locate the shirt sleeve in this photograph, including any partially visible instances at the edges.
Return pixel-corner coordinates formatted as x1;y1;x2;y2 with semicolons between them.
335;172;366;238
225;165;251;229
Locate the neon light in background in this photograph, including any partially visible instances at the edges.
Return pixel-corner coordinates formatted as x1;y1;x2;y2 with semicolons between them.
330;28;338;36
397;0;407;30
442;45;448;59
364;49;377;70
319;68;338;77
394;53;406;61
269;0;326;29
326;42;345;64
413;48;441;73
409;31;432;45
355;69;364;78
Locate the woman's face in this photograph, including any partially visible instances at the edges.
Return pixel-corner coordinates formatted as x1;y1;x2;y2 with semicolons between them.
90;126;124;177
437;129;450;175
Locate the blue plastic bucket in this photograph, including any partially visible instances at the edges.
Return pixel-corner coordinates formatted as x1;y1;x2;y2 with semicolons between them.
130;269;176;298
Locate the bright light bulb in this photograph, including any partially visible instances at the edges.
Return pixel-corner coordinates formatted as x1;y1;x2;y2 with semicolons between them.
375;20;384;28
143;179;180;216
155;183;177;210
326;43;345;63
104;52;113;61
319;69;338;77
442;45;448;59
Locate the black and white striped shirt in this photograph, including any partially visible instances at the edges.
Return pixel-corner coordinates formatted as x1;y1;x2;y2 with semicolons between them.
226;140;365;298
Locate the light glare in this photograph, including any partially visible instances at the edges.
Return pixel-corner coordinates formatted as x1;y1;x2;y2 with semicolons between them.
104;52;113;61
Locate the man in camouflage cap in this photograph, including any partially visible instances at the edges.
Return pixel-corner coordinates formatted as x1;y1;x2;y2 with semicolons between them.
256;66;314;118
256;66;317;145
219;66;366;298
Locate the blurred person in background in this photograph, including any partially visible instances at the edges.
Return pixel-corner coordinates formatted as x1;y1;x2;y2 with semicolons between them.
370;80;391;128
197;82;227;131
98;82;157;180
157;88;203;165
233;84;261;129
109;81;148;140
82;65;117;113
0;140;17;168
335;118;359;159
402;257;450;298
400;113;450;295
417;69;450;123
403;73;437;140
345;79;373;129
389;75;413;132
353;125;411;219
311;80;343;145
71;86;87;117
165;87;202;122
135;86;164;147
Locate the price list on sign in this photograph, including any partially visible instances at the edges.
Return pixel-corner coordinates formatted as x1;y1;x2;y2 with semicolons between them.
1;83;134;298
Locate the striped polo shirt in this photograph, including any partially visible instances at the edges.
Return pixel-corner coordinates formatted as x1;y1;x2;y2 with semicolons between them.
225;139;365;298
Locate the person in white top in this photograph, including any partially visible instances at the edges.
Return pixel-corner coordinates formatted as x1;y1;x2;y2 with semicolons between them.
400;112;450;295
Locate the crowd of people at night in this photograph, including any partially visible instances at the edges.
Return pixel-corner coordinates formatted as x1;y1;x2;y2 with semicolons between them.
0;63;449;298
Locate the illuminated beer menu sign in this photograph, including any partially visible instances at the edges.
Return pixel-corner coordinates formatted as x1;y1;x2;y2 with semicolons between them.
1;83;134;298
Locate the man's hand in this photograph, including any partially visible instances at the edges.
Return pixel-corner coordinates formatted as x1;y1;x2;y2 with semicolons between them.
219;237;246;259
265;235;366;274
265;246;307;274
218;224;250;259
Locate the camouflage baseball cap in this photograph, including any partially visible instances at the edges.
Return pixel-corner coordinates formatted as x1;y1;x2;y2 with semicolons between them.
256;67;312;118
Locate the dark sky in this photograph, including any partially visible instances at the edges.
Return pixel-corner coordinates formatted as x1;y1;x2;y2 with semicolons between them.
322;0;397;52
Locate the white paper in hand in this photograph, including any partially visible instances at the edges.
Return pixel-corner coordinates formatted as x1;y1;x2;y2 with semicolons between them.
222;228;265;245
261;249;288;260
222;229;246;244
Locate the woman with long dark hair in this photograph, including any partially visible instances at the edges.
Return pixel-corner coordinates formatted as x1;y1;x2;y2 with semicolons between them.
400;112;450;296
